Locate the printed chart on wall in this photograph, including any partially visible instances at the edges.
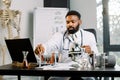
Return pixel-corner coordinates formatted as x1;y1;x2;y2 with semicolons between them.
33;7;68;49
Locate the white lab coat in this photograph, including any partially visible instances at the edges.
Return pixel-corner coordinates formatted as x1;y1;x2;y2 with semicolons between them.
41;28;98;80
42;28;99;62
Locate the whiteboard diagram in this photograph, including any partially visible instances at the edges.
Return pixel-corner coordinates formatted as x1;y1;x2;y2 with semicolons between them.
33;7;68;49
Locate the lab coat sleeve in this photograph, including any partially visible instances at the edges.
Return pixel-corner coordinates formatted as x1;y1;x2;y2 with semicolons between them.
43;32;63;55
88;32;99;56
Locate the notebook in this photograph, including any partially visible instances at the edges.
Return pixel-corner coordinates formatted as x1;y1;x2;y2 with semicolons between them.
5;38;37;64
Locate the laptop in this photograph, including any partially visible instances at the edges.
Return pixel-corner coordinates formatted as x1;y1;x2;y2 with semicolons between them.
5;38;38;64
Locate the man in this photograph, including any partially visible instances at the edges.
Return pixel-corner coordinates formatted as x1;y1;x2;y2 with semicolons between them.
35;10;99;80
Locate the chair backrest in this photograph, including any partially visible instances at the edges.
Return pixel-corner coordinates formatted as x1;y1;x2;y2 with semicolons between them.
84;28;97;42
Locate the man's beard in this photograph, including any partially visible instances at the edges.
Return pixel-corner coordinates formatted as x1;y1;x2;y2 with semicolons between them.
67;24;79;34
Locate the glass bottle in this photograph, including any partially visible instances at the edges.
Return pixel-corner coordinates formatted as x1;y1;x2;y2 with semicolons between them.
22;51;29;68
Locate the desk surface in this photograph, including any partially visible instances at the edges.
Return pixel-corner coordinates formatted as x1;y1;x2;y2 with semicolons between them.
0;64;120;77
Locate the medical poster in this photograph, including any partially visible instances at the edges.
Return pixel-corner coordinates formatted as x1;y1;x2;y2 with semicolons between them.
33;7;68;49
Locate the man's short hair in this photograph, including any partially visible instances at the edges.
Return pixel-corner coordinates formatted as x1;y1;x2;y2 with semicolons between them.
65;10;81;19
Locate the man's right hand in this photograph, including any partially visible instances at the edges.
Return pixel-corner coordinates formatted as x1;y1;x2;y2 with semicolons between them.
34;44;45;55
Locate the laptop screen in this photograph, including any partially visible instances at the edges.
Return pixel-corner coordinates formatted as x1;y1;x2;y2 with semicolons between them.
5;38;37;63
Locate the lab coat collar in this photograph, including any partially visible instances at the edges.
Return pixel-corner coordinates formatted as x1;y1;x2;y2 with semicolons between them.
63;28;83;40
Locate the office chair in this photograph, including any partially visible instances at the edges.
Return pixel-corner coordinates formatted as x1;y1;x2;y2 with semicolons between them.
84;28;101;80
84;28;97;42
83;29;115;80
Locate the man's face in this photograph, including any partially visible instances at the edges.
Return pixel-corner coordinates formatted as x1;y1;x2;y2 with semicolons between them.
66;15;82;34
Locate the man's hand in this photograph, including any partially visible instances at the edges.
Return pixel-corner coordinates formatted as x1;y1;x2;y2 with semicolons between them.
35;44;45;55
81;45;93;55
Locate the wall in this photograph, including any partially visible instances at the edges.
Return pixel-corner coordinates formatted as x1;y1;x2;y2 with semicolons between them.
11;0;43;42
0;0;97;65
70;0;97;29
0;0;43;65
12;0;96;40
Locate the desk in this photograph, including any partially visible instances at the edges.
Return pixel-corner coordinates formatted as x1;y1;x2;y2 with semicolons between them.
0;64;119;80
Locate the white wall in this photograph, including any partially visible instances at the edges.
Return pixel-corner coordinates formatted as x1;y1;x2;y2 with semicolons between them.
0;0;97;43
10;0;96;40
0;0;97;65
70;0;97;29
0;0;43;65
10;0;43;42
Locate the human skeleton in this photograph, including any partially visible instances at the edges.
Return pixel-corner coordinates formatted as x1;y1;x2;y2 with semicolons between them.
0;0;21;64
0;0;21;39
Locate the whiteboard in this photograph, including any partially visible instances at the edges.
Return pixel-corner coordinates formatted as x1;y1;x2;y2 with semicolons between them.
33;7;68;49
